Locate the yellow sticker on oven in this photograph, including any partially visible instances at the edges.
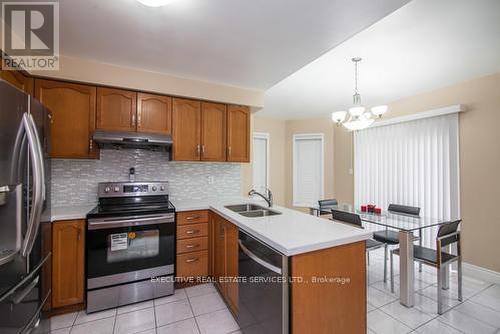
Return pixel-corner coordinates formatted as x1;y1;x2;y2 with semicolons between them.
128;232;136;239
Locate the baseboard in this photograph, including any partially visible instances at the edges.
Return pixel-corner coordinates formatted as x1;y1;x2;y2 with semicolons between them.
463;262;500;284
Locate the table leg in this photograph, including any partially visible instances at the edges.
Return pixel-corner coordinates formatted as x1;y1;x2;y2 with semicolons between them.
418;228;423;273
399;230;414;307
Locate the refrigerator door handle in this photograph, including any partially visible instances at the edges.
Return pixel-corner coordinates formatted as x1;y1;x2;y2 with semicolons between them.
21;113;44;257
28;99;46;204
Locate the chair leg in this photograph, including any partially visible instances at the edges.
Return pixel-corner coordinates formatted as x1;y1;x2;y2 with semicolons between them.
390;251;394;293
383;244;388;282
437;266;443;315
458;257;463;302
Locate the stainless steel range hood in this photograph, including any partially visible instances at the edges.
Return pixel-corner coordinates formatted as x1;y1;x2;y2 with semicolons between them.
93;130;173;151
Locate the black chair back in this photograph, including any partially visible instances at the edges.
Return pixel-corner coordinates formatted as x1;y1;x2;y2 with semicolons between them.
388;204;421;216
437;220;462;247
331;209;362;228
319;199;338;208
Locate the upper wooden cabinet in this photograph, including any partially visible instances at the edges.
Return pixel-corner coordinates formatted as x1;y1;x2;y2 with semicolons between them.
172;98;201;161
201;102;226;161
97;87;137;132
137;92;172;135
35;79;97;159
1;69;34;95
227;105;250;162
52;220;85;309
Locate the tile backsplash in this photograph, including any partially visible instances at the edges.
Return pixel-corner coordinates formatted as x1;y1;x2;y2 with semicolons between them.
51;149;241;207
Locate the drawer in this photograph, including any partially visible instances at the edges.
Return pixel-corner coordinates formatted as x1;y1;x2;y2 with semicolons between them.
177;236;208;254
176;250;208;278
177;210;209;225
177;223;208;239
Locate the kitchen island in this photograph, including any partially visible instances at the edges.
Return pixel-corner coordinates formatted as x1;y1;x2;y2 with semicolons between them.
172;198;371;334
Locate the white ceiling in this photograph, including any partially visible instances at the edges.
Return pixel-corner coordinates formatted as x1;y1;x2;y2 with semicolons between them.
58;0;410;90
262;0;500;119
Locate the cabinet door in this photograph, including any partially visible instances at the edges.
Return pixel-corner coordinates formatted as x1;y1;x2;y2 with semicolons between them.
97;87;137;132
201;102;226;161
227;105;250;162
213;216;226;293
225;221;239;314
52;220;85;308
35;79;97;159
137;92;172;135
172;98;201;161
0;69;33;95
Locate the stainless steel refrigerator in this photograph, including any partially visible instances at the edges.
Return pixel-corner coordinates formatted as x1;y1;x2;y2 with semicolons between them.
0;79;51;334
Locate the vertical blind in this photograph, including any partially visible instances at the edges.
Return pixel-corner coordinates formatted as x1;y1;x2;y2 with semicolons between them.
293;134;324;207
252;134;268;194
354;113;460;246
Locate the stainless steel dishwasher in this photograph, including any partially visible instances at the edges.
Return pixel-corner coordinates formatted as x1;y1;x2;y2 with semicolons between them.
236;230;289;334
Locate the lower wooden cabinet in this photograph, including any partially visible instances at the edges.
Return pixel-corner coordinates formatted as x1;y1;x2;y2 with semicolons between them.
176;210;210;282
212;213;239;314
51;220;85;309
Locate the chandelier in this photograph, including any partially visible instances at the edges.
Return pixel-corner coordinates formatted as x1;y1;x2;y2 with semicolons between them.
331;57;388;131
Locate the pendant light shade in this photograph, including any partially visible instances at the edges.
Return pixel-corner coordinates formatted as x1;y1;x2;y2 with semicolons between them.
331;57;389;131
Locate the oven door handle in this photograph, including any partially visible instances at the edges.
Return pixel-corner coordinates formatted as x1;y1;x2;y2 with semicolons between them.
88;214;174;230
238;240;282;275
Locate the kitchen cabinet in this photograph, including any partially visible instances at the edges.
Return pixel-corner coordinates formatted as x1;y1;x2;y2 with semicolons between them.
176;210;210;282
0;69;33;95
201;102;227;161
213;214;239;314
97;87;137;132
52;220;85;309
227;105;250;162
35;79;98;159
137;92;172;135
172;98;201;161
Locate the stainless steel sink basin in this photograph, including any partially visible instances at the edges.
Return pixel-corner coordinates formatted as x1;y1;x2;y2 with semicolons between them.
239;210;281;218
225;204;265;212
224;203;282;218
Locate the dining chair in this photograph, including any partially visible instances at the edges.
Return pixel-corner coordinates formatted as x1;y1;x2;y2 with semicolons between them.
318;199;338;215
390;220;462;314
331;209;384;265
373;204;421;282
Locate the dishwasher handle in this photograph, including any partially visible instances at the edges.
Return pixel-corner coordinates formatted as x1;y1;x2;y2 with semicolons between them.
238;240;282;275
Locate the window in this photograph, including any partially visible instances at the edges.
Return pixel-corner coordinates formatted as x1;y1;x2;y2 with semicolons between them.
252;132;269;194
293;133;324;207
354;113;460;247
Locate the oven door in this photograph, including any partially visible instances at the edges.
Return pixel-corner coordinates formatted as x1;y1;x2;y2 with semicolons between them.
86;213;175;289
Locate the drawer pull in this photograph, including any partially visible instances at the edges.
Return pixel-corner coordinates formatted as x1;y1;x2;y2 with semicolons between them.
185;229;200;235
185;257;199;263
185;244;199;249
186;216;200;221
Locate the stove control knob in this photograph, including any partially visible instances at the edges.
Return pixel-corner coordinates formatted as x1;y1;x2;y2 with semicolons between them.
114;186;120;192
160;186;165;191
104;187;110;193
152;186;157;192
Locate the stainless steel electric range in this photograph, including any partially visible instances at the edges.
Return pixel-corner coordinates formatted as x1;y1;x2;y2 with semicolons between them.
86;181;175;313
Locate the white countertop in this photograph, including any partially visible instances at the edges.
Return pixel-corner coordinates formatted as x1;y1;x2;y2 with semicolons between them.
48;205;95;222
171;197;372;256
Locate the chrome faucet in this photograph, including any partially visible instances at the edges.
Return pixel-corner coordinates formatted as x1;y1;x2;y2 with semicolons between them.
248;188;273;207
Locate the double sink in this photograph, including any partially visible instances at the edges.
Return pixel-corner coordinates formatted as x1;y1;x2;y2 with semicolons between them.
224;203;282;218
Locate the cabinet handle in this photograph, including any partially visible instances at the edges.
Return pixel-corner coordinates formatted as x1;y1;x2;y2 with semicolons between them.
186;215;200;221
185;244;199;249
77;228;81;241
185;257;199;263
186;229;200;235
137;110;142;128
196;144;201;156
89;138;93;152
202;145;205;154
228;146;231;156
132;113;136;127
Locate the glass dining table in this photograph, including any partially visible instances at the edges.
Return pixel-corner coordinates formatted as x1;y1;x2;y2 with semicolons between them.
309;204;448;308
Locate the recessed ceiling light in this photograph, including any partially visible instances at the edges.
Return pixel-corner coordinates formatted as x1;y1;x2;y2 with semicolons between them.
136;0;175;7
